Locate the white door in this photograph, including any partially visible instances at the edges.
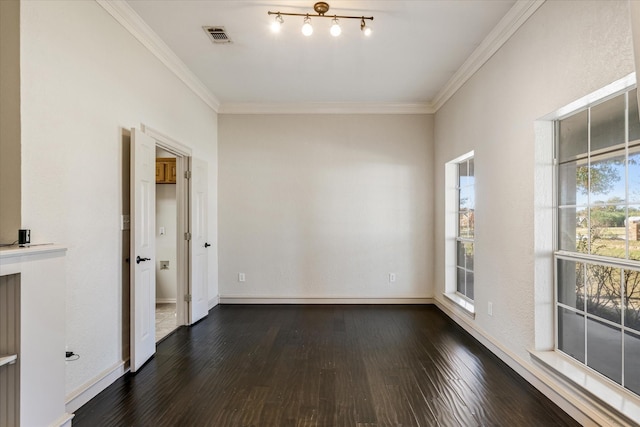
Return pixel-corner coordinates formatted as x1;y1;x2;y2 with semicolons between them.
130;128;156;372
189;157;209;323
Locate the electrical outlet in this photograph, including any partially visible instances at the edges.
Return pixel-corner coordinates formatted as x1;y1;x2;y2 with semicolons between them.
488;302;493;316
238;273;246;282
389;273;396;283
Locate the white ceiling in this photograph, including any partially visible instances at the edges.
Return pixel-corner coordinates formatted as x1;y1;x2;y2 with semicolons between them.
125;0;520;111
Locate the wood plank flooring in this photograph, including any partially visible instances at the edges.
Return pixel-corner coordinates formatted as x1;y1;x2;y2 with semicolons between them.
73;305;579;426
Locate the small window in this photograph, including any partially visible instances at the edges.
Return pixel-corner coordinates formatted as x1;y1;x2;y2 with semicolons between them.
456;157;475;301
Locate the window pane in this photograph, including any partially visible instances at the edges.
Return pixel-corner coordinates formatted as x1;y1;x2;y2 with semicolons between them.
458;162;468;185
589;205;626;259
558;207;587;253
624;330;640;395
464;242;474;271
459;186;474;210
468;158;474;177
624;269;640;332
629;89;640;143
586;264;621;324
557;259;584;310
558;161;588;206
629;205;640;261
458;211;474;238
558;307;585;363
590;94;625;153
466;271;474;300
629;148;640;203
587;318;622;384
456;267;465;294
589;154;625;202
457;241;465;268
559;109;588;162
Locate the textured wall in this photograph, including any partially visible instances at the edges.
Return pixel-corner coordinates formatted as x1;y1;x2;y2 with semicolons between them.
20;0;218;396
219;114;433;300
434;0;633;361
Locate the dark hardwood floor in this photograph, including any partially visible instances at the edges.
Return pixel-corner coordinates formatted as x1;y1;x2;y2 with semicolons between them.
73;305;579;426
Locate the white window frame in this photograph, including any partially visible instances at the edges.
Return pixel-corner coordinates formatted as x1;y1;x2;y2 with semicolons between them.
553;83;640;398
444;151;475;316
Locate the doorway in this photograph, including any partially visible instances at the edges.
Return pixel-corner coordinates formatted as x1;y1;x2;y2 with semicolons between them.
155;148;178;342
127;125;210;372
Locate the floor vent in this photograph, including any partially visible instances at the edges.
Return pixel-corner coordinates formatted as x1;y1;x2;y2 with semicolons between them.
203;26;232;44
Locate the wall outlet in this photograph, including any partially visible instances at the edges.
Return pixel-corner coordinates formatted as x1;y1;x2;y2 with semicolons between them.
488;302;493;316
389;273;396;283
238;273;245;282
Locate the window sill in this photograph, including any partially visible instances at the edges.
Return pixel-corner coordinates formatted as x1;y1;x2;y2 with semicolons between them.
443;293;475;318
529;350;640;425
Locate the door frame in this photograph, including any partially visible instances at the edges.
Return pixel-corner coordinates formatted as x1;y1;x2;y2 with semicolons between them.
142;124;192;327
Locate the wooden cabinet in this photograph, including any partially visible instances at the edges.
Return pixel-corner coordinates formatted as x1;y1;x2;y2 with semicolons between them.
156;158;176;184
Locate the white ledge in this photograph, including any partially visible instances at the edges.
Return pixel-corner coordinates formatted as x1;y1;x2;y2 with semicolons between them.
442;292;475;318
0;354;17;367
530;350;640;426
0;244;67;259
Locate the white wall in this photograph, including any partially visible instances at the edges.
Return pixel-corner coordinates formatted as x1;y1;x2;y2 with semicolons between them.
0;0;21;244
219;114;433;301
434;0;633;368
19;0;218;398
156;182;177;301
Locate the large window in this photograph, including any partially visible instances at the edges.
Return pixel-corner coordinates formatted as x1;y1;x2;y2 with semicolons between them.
457;157;475;301
555;88;640;396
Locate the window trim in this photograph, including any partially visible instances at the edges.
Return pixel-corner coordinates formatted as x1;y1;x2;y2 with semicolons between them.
554;83;640;397
444;151;475;316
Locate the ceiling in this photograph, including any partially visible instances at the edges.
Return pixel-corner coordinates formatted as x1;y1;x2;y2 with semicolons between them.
125;0;520;111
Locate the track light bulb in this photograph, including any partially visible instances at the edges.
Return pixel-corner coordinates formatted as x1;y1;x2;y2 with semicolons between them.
330;17;341;37
271;13;284;33
361;18;372;36
302;15;313;36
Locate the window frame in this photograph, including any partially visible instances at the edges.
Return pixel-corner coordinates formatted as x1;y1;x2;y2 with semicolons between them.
554;86;640;397
456;157;475;302
444;151;475;315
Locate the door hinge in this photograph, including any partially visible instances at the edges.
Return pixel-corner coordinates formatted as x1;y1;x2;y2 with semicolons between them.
184;232;192;241
185;170;192;179
184;294;192;302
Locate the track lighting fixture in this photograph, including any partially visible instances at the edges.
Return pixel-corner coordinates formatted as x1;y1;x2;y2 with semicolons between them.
270;13;284;33
302;15;313;36
360;18;372;37
330;17;341;37
268;2;373;38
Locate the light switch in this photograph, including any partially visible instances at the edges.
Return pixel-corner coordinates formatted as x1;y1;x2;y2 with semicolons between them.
160;261;169;270
159;227;165;235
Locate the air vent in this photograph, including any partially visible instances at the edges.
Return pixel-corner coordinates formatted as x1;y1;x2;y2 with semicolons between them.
203;26;232;44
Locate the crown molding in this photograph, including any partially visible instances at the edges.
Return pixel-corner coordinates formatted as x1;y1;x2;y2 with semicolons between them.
218;102;435;115
95;0;221;112
432;0;545;112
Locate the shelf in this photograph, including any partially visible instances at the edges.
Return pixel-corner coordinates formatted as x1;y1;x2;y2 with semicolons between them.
0;354;17;367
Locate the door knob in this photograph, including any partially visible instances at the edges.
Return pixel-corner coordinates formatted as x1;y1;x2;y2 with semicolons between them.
136;256;151;264
204;242;211;248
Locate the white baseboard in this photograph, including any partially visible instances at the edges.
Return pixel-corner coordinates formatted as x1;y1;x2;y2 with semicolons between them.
219;296;434;304
52;412;74;427
156;298;176;304
433;297;621;427
65;361;128;414
208;295;220;310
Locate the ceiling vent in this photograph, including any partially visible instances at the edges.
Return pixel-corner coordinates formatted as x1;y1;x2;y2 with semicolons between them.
203;26;232;44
